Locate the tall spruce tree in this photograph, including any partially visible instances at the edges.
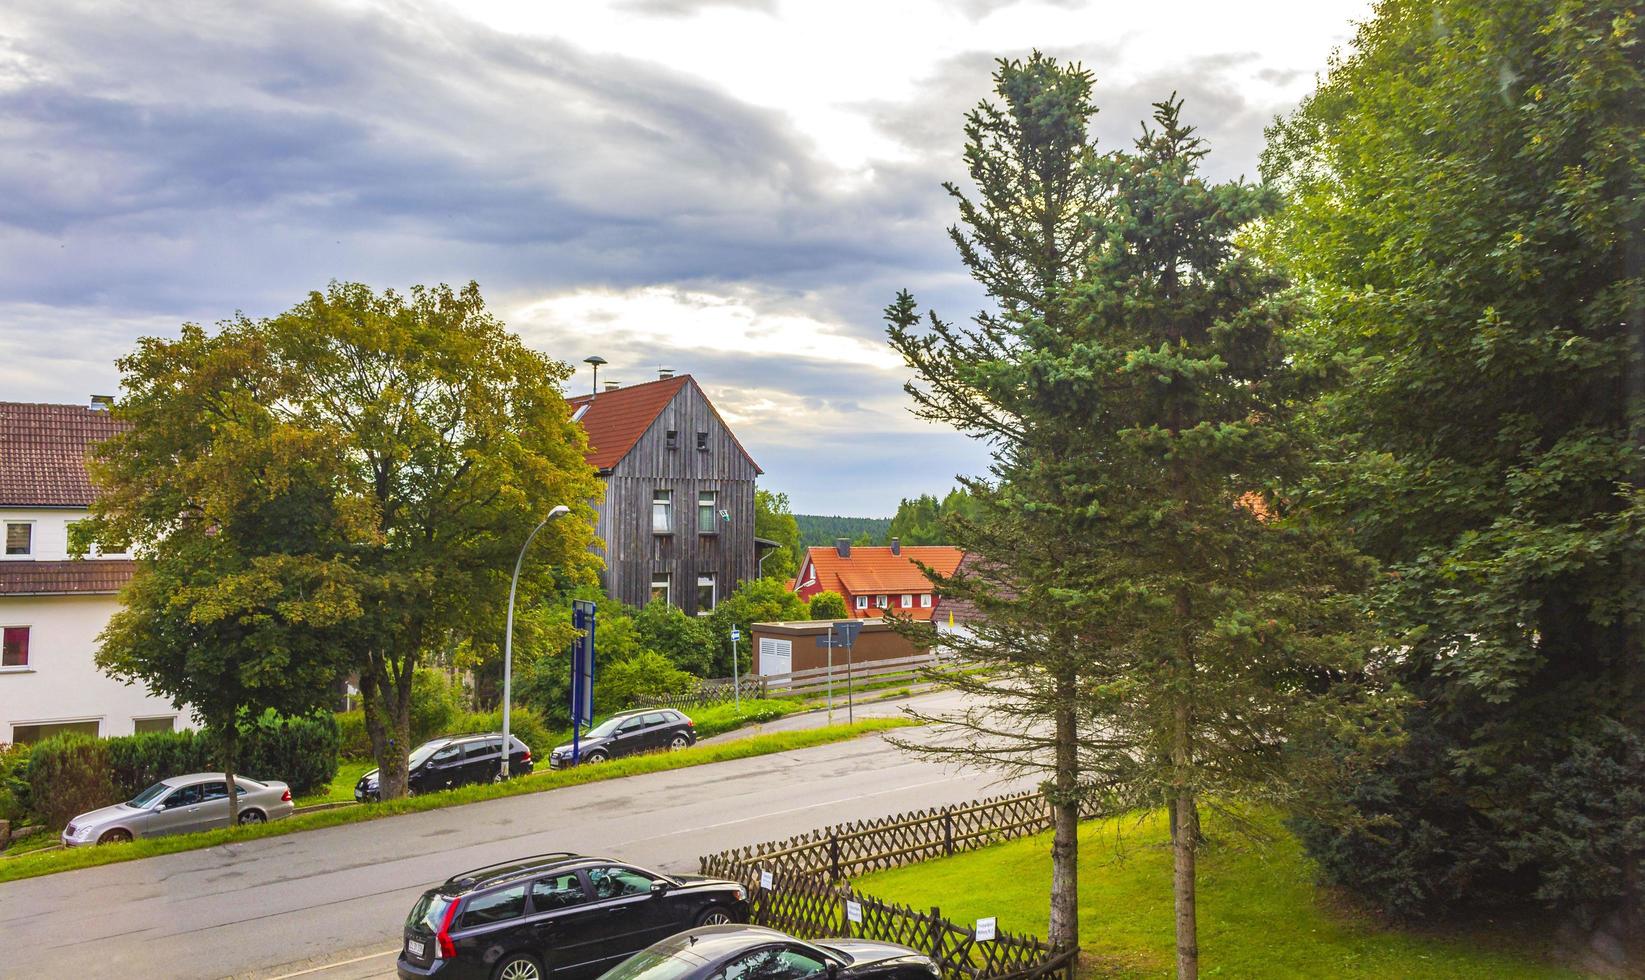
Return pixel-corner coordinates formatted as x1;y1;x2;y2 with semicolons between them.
891;75;1380;976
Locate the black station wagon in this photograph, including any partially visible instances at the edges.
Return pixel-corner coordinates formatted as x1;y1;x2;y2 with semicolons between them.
357;733;532;802
548;710;696;768
396;853;748;980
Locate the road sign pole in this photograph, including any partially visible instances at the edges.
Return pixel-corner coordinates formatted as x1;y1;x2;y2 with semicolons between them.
846;632;854;724
826;622;834;725
731;628;741;709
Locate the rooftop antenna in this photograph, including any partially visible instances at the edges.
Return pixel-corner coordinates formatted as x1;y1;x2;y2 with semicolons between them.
583;355;607;396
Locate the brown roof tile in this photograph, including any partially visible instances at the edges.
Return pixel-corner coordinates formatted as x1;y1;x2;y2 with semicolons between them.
798;545;964;621
566;375;760;474
0;559;135;595
0;402;129;507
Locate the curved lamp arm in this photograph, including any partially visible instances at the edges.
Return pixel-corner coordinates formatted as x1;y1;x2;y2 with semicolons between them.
502;504;570;778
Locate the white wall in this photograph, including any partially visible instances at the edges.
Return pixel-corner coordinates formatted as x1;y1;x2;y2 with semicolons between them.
0;593;188;741
0;507;129;561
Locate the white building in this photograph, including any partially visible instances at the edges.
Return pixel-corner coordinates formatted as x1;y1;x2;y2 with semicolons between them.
0;401;185;743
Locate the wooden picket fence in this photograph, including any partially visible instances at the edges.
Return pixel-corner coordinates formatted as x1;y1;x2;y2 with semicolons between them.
635;677;769;711
636;652;948;711
699;790;1080;980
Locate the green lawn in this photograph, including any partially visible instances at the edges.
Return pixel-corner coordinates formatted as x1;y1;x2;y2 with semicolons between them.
0;718;914;884
855;809;1577;980
294;759;376;808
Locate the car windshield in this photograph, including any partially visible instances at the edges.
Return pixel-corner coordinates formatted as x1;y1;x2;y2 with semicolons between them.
128;781;170;807
585;716;629;738
600;948;703;980
405;891;454;934
408;740;449;769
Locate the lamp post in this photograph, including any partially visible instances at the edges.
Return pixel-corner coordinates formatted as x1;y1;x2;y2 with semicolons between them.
502;504;570;780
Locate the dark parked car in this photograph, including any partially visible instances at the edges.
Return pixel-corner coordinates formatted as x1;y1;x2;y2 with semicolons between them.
357;733;532;802
397;853;748;980
548;709;695;768
599;925;941;980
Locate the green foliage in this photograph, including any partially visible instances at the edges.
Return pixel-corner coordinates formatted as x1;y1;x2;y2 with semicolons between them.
632;599;715;675
105;731;211;802
1263;0;1645;919
452;704;553;757
408;670;465;750
884;489;978;546
599;651;696;710
706;577;809;676
687;699;801;739
0;743;32;824
793;514;891;550
26;735;114;830
755;489;801;580
233;712;340;797
807;590;848;620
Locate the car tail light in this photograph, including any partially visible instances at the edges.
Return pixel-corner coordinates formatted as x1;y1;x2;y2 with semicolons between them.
686;719;695;728
521;749;531;764
280;789;292;803
436;898;461;959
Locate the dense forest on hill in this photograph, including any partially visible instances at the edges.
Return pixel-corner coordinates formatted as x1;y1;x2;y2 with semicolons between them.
793;514;892;548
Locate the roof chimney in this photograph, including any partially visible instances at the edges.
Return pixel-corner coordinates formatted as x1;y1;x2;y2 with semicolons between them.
658;366;674;380
89;394;114;412
605;381;621;392
836;537;850;558
890;537;901;556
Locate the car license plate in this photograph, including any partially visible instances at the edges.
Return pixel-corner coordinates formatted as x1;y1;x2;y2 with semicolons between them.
407;939;426;958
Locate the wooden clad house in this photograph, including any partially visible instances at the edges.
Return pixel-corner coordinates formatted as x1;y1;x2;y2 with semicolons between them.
567;373;762;615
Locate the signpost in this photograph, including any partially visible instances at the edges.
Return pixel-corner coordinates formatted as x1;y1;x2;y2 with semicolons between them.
570;599;597;765
730;626;741;709
814;619;862;723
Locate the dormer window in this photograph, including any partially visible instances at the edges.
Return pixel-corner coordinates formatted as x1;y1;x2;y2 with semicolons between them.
4;522;32;557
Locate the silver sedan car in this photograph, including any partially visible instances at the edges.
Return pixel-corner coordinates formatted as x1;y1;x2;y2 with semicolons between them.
62;772;295;847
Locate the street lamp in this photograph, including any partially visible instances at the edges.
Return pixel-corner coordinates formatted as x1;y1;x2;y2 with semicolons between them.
502;504;570;780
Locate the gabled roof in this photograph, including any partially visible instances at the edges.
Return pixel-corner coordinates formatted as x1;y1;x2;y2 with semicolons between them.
565;374;760;474
800;545;964;621
0;402;129;508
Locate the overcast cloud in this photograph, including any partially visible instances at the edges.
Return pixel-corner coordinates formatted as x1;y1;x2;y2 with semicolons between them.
0;0;1369;514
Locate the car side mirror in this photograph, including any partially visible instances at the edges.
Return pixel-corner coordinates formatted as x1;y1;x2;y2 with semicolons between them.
826;963;838;980
649;880;669;898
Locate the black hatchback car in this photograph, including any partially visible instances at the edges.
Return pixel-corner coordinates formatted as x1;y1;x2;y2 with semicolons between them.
599;925;941;980
548;710;696;768
397;853;748;980
357;733;532;802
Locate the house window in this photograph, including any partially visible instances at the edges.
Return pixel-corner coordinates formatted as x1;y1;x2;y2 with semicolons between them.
920;594;933;608
665;429;678;450
696;431;709;451
11;719;99;744
697;572;716;612
651;572;671;605
134;716;175;734
855;595;867;611
698;490;718;533
4;522;32;556
652;489;673;533
1;626;28;668
901;594;913;608
876;595;889;608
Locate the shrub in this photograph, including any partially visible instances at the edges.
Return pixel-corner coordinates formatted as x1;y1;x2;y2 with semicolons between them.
0;743;31;823
808;591;848;620
335;669;467;759
450;704;555;758
26;734;114;830
601;650;696;709
105;730;212;801
633;600;716;675
235;712;340;797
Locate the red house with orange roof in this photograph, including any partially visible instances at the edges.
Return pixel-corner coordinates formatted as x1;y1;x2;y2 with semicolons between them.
791;537;964;621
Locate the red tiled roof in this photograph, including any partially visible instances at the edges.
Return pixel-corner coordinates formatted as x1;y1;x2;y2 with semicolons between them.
566;374;760;474
0;403;128;507
796;545;964;621
0;559;135;595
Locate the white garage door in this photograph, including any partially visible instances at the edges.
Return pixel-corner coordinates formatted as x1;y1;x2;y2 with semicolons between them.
758;637;792;683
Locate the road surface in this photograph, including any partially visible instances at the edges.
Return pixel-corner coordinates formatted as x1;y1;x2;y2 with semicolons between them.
0;691;1022;980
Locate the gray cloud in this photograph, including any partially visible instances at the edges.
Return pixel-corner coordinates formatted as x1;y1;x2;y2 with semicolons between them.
615;0;777;15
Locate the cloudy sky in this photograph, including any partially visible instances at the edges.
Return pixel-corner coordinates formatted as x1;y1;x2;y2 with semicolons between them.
0;0;1370;515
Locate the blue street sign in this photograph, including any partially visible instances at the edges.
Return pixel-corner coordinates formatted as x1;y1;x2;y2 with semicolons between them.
834;619;862;643
730;627;740;642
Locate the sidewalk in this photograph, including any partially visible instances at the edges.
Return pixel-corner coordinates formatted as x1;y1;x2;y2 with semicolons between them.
699;685;967;743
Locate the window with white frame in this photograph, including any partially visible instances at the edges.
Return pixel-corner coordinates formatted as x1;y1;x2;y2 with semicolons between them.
652;489;673;533
698;490;718;533
2;626;30;668
4;522;32;556
855;595;867;611
650;572;671;605
901;594;913;608
876;594;888;608
697;572;716;612
920;594;933;608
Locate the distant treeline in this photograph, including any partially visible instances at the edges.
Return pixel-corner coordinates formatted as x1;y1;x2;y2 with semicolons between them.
793;514;892;548
795;489;978;550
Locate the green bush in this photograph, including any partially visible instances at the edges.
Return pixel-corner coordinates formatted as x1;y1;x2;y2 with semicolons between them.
0;742;32;824
106;730;212;801
235;712;339;797
26;734;114;830
602;650;696;709
808;591;848;620
451;704;555;757
335;669;468;759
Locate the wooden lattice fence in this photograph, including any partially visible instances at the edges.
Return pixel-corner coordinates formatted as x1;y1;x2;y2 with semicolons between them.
633;677;770;711
699;791;1083;980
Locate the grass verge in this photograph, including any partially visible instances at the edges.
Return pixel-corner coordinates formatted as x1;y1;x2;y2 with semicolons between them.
855;808;1576;979
0;717;913;885
293;759;376;808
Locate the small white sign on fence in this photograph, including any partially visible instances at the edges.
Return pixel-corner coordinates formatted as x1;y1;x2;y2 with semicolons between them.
845;900;863;923
975;917;997;942
759;869;774;890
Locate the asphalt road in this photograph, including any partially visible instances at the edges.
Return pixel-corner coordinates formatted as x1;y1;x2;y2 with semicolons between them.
0;690;1022;980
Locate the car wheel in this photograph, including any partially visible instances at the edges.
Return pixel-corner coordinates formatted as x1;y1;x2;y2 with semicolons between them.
669;733;690;751
695;906;734;926
494;954;543;980
98;828;133;845
238;809;267;825
585;750;609;764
